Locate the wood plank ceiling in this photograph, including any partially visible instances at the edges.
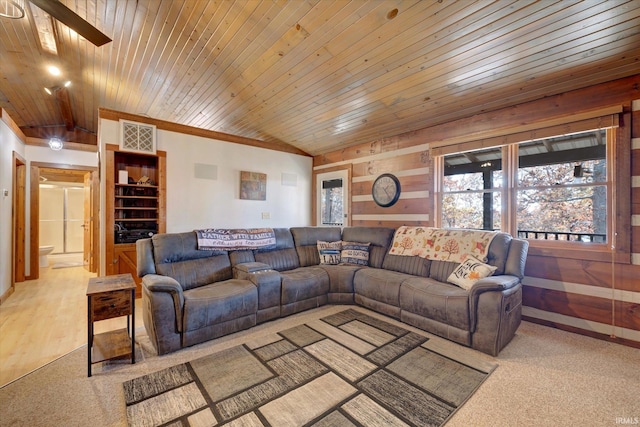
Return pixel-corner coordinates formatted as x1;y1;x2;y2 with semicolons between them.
1;0;639;156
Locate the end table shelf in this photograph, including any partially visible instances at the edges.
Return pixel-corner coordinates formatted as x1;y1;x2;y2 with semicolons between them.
87;273;136;377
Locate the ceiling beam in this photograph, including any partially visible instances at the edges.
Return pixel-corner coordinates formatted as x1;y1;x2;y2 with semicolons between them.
21;126;96;145
55;87;74;131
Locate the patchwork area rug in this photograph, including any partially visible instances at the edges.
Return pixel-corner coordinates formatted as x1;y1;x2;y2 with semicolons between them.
123;309;496;427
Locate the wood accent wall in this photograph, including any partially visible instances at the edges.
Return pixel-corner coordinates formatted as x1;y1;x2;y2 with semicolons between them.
314;74;640;348
314;137;433;228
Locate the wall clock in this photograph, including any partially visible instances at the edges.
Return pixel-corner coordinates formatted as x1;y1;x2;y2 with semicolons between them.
372;173;401;207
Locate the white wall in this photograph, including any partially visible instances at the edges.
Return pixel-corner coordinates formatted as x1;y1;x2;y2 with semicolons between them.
0;119;26;298
99;118;313;271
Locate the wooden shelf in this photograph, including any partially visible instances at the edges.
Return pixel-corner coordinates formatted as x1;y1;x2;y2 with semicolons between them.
91;329;133;363
115;183;159;189
105;145;166;296
115;196;158;200
87;274;136;376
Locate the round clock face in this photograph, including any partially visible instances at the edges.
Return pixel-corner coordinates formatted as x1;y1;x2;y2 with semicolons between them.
372;173;401;207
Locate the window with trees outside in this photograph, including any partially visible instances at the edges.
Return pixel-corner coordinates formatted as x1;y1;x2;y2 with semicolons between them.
440;128;611;245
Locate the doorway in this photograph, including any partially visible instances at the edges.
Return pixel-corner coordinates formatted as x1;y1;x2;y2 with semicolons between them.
28;162;98;279
315;168;351;227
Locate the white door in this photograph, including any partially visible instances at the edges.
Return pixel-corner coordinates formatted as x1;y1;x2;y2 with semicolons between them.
316;169;349;226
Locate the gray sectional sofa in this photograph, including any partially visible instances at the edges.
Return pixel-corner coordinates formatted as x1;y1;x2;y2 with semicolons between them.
136;226;528;356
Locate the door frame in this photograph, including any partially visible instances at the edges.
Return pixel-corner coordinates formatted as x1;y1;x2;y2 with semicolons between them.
5;152;27;303
313;165;351;227
29;162;99;279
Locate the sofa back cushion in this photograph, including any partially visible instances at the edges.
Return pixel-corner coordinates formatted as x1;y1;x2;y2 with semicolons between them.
254;228;300;271
382;254;431;277
291;227;342;267
486;232;511;275
229;250;255;266
429;260;459;282
341;227;394;268
151;232;232;291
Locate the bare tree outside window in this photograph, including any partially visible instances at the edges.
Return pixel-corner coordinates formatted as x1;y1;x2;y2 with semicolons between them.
320;179;343;225
441;129;608;243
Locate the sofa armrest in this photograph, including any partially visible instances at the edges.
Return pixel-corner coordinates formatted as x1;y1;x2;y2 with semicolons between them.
234;265;282;310
142;274;184;332
234;262;272;276
468;275;522;335
470;274;521;295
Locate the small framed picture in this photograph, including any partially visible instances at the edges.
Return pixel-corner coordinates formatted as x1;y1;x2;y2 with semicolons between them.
240;171;266;200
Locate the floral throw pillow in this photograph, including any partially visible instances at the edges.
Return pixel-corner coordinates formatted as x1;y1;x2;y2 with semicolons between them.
340;242;370;266
447;255;497;290
317;240;342;265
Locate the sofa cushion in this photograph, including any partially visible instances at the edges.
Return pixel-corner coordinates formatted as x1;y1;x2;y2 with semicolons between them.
254;228;300;271
486;232;512;275
400;277;471;331
317;240;342;265
429;260;459;283
382;253;431;277
341;227;394;268
354;268;413;307
317;264;362;295
280;267;330;305
340;241;370;266
447;256;497;290
182;279;257;332
151;232;233;291
155;255;233;291
152;232;224;263
291;227;342;267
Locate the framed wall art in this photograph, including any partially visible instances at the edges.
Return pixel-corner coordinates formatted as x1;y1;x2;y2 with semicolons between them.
240;171;267;200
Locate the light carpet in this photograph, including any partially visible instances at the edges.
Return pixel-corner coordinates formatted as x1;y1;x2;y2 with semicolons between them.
122;309;495;427
1;305;639;427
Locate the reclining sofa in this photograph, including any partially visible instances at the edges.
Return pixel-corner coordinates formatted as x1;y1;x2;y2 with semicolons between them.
136;226;528;356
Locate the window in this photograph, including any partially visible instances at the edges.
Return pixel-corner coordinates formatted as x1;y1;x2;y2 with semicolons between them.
442;147;503;230
320;178;344;226
439;129;611;245
516;131;607;243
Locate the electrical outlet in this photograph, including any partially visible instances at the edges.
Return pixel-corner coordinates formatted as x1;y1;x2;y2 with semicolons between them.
261;212;270;220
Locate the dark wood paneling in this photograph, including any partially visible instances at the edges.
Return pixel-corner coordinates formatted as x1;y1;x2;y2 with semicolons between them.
351;151;430;178
351;174;431;196
523;286;640;331
525;255;640;292
351;219;431;228
352;199;429;215
522;316;640;350
633;228;640;254
632;148;640;176
315;133;425;166
632;109;640;138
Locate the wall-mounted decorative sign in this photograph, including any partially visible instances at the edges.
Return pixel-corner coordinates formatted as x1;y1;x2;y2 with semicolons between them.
240;171;267;200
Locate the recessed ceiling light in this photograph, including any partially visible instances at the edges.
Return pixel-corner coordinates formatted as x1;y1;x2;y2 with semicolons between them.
64;81;71;87
48;65;61;76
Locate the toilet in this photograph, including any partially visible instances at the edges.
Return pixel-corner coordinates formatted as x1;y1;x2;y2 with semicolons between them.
39;245;55;268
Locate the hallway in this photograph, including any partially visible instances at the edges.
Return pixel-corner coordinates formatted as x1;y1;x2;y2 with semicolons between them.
0;264;142;387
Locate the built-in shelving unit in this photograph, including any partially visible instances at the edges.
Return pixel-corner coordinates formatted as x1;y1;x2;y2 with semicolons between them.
105;144;166;295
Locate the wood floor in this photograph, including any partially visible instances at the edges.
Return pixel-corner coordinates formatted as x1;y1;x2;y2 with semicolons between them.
0;265;143;387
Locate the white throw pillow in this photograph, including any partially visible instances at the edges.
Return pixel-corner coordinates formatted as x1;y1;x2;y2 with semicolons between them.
447;255;497;290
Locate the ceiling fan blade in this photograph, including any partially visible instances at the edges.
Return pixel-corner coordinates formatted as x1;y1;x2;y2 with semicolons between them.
29;0;111;47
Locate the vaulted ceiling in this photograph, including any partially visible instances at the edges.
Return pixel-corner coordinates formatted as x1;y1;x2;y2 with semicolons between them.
1;0;639;156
